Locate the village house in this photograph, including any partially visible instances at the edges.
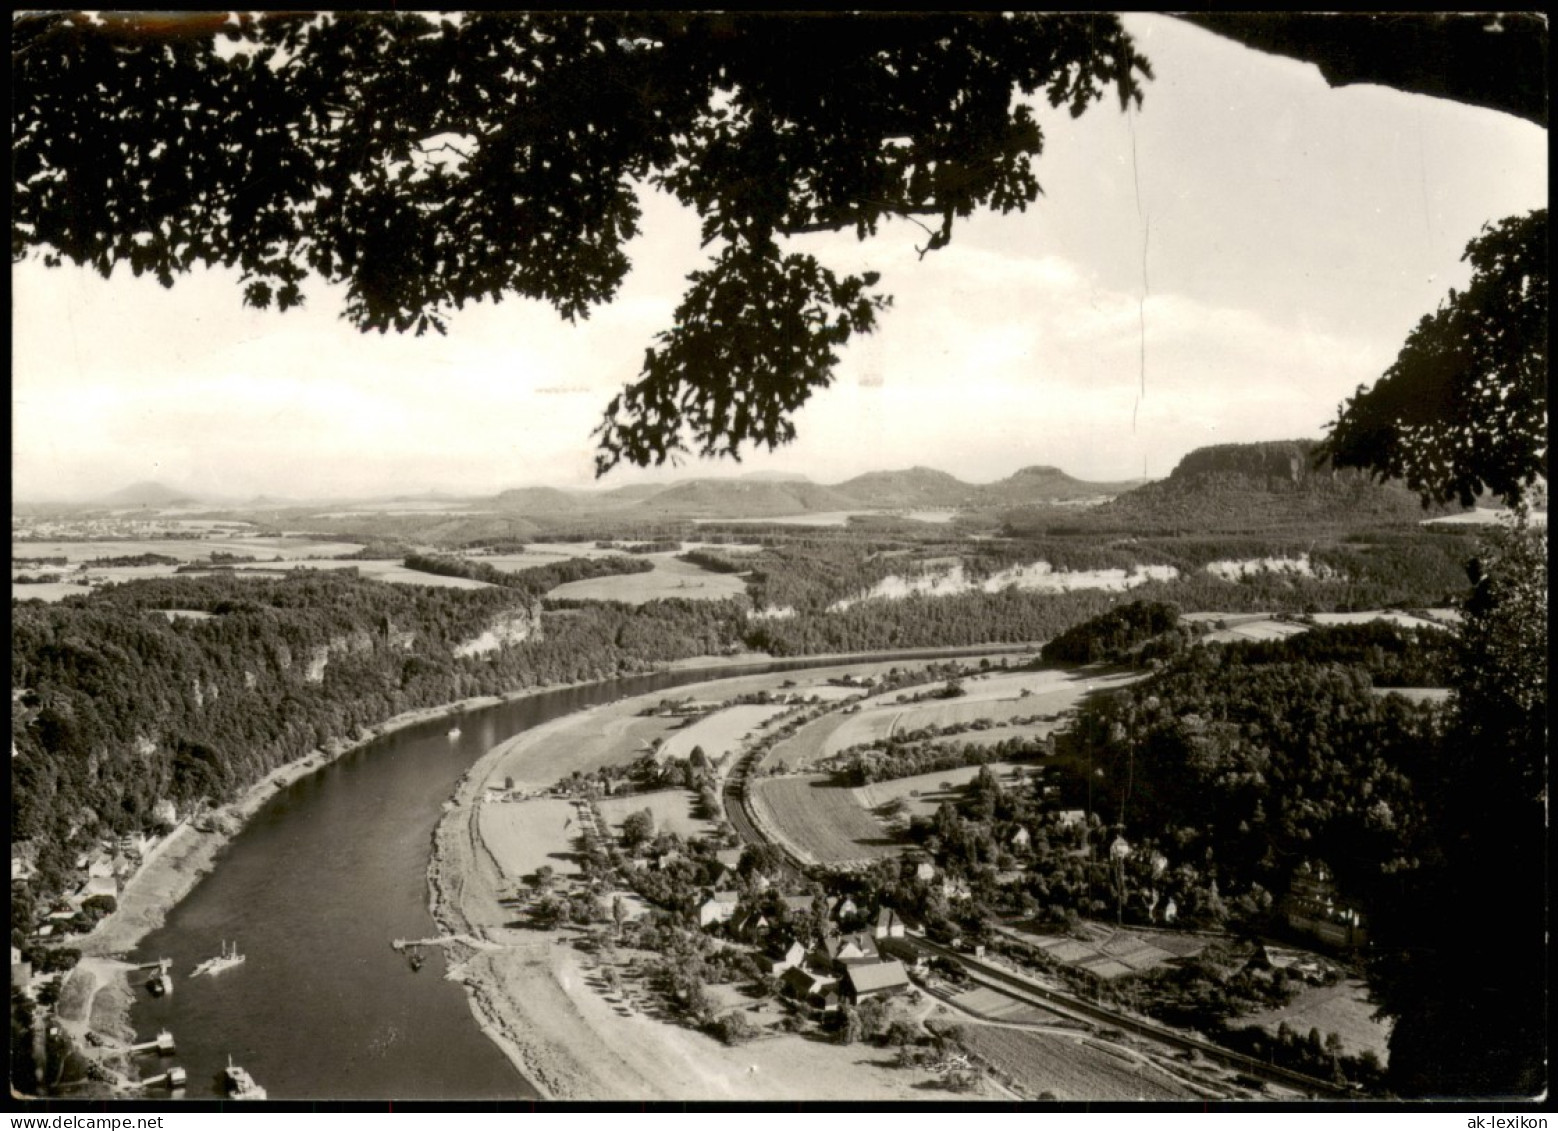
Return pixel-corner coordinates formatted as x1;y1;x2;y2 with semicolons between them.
731;908;770;943
767;936;807;976
78;875;118;906
697;890;740;928
1056;809;1087;829
914;860;936;882
10;842;37;883
812;931;880;973
11;946;32;992
941;875;971;901
780;965;840;1011
841;959;911;1004
1010;826;1031;850
874;907;907;939
1283;860;1368;948
830;895;859;923
654;849;683;872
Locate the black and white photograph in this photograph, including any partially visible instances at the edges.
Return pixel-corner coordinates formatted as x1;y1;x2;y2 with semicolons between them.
10;11;1547;1108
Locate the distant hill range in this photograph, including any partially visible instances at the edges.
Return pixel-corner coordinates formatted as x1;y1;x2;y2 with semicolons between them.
483;463;1146;520
80;441;1466;531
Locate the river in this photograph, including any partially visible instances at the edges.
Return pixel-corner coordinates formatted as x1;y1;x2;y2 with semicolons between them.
126;649;1020;1099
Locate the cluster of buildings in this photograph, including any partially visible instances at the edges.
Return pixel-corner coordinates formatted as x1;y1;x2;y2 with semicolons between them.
13;799;181;940
1281;860;1368;948
697;890;915;1011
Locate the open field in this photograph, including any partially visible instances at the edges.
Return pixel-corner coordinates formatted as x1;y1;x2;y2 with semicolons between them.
1192;617;1310;644
748;775;898;865
12;536;364;561
656;704;792;764
777;669;1137;766
597;789;713;842
1422;507;1546;527
1371;687;1451;704
1237;978;1392;1063
958;1024;1199;1101
694;511;874;527
855;763;1025;821
545;554;748;605
486;711;683;793
12;548;504;602
479;798;583;882
1310;611;1448;630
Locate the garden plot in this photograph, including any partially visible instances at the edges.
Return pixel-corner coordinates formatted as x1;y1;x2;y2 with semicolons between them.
656;704;793;764
959;1024;1198;1101
1237;978;1392;1064
947;986;1065;1026
748;775;899;866
597;789;713;842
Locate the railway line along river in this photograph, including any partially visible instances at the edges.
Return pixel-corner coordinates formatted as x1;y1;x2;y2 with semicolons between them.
124;647;1027;1100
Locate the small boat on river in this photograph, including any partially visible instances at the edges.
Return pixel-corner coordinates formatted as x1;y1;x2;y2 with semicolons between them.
146;961;173;996
192;939;246;978
224;1056;267;1100
447;726;462;739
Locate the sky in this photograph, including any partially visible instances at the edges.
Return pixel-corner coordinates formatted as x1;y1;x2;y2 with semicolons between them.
11;13;1548;502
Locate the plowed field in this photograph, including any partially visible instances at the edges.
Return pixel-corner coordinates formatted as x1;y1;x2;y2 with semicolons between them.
748;775;899;865
959;1024;1198;1101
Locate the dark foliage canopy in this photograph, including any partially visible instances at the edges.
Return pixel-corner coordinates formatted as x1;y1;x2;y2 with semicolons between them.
11;11;1150;474
1323;210;1548;507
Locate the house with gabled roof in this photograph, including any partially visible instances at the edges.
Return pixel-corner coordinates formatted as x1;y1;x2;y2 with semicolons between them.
874;907;906;939
841;959;910;1004
813;931;879;973
767;936;807;976
732;908;771;943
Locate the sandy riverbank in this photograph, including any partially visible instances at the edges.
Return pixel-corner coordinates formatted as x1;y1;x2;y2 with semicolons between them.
428;660;1020;1100
57;687;583;1082
54;646;1021;1096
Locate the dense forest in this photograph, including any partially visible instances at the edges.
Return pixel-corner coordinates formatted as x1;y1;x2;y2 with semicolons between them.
1055;624;1455;914
9;571;745;914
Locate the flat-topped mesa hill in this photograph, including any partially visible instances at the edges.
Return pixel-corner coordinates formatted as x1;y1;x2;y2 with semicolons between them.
1088;439;1462;531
